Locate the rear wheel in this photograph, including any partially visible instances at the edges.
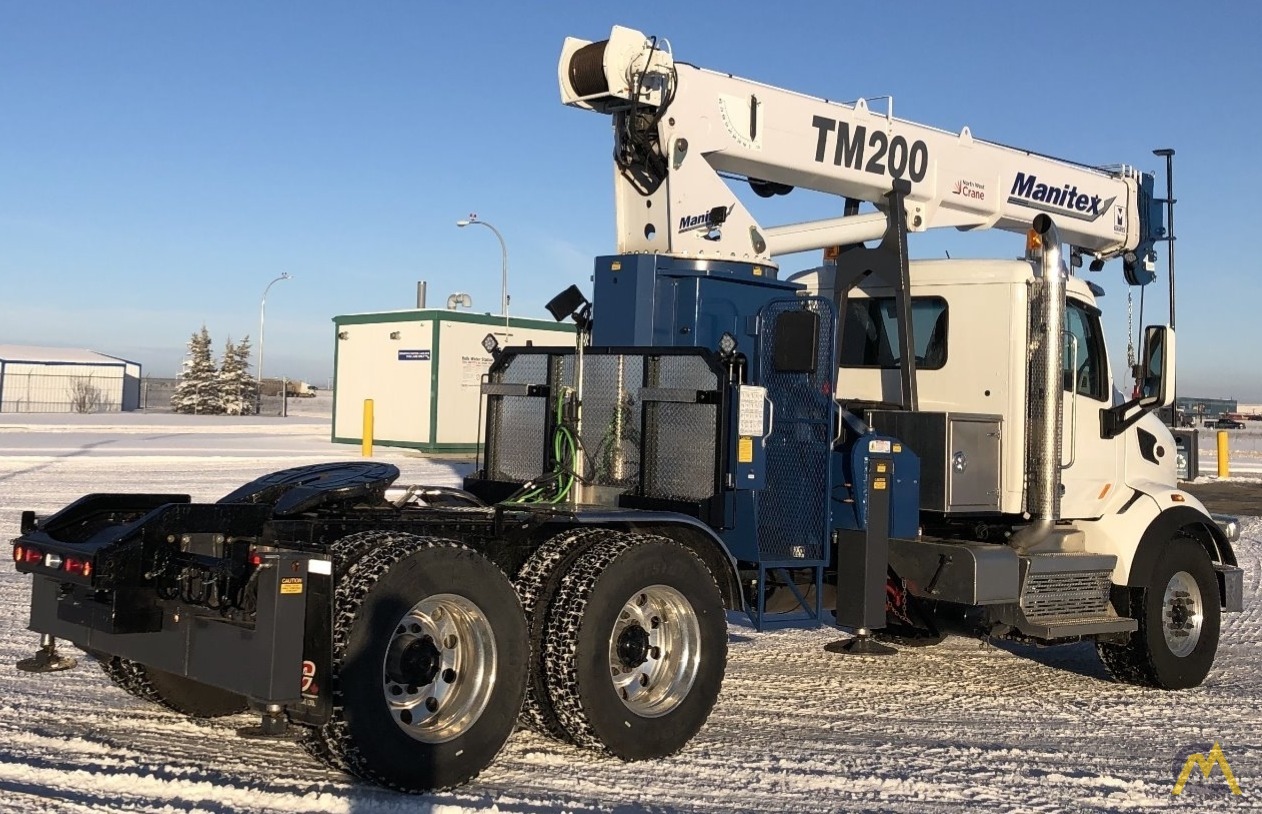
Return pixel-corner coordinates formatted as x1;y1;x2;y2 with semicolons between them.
1097;536;1221;689
543;533;726;759
144;669;249;717
96;655;159;703
301;529;414;770
513;527;620;741
306;535;527;792
96;655;246;717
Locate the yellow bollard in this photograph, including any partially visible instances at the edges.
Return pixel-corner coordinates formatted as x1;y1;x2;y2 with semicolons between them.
1217;430;1229;478
362;399;374;458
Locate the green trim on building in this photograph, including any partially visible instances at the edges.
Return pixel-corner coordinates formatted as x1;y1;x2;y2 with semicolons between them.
332;308;575;332
332;435;481;454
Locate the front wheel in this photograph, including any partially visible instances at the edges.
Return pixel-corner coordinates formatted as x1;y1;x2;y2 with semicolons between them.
1097;537;1221;689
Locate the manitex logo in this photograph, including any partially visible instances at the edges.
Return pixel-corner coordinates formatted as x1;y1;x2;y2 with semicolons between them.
678;204;734;233
1171;742;1242;797
1008;171;1116;222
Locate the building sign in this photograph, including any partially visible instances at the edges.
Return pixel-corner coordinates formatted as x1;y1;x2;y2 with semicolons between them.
398;350;431;361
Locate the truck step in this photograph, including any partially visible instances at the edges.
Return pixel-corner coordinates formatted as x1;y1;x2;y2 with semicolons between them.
1019;552;1117;622
1016;614;1137;640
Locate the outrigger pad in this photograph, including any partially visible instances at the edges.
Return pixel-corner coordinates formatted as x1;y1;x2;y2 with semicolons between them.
218;462;401;516
824;635;898;656
17;643;77;673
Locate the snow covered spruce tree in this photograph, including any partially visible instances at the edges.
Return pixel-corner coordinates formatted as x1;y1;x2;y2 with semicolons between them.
171;326;221;414
217;336;257;415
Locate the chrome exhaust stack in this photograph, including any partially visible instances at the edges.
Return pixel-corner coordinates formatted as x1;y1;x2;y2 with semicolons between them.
1011;214;1066;554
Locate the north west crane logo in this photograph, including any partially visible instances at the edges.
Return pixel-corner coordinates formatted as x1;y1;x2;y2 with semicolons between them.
1171;742;1243;797
1008;171;1115;222
952;179;986;201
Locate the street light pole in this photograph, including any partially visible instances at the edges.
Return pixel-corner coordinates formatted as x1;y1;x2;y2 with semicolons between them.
456;214;509;328
257;272;292;414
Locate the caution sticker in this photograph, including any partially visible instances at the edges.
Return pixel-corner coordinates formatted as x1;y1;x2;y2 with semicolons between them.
737;436;754;463
280;577;304;595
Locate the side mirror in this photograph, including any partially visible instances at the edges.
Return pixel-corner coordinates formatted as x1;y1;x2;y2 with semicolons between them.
1137;325;1175;409
1103;324;1176;439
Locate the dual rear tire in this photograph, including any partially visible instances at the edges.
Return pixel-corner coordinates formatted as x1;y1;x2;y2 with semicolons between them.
96;656;247;718
303;535;528;792
517;531;727;760
100;527;728;790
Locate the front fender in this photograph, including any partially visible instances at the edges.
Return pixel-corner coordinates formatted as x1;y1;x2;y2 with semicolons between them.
1076;485;1235;589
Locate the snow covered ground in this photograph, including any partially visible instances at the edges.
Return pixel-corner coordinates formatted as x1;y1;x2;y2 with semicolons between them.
1;414;1259;812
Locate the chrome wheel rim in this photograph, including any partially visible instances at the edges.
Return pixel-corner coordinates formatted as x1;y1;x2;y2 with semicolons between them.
382;593;496;743
607;584;701;718
1162;570;1203;658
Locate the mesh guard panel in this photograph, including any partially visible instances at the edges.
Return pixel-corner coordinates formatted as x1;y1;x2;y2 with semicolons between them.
481;349;721;504
485;354;549;481
755;298;836;562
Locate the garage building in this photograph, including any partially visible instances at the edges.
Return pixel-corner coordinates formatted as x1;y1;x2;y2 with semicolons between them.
332;310;573;452
0;345;142;413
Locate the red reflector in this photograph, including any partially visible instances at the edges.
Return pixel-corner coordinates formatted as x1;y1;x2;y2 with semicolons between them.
23;547;43;564
250;552;263;566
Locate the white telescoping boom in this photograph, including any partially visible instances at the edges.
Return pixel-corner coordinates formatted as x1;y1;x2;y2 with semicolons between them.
559;26;1162;280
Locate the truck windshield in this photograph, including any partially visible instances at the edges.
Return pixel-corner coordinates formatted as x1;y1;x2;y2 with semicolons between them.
838;296;947;370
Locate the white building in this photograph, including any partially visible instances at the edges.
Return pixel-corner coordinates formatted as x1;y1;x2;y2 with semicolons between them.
332;310;573;452
0;345;142;413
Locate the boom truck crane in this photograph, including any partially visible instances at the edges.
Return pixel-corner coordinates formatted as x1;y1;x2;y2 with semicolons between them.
10;25;1243;793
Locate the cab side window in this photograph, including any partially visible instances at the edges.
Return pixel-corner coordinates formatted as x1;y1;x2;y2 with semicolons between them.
839;297;948;369
1064;300;1106;401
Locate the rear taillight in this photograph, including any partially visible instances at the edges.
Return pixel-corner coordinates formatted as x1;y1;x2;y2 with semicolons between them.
63;556;93;577
19;546;43;565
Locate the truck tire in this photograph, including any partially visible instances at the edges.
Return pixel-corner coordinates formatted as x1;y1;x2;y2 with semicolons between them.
329;529;399;573
306;536;528;792
301;529;409;771
513;527;620;741
1096;536;1221;690
542;533;726;760
144;669;250;718
96;655;246;717
97;655;160;703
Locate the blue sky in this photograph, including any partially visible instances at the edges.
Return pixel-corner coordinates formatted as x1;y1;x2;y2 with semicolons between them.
1;2;1259;398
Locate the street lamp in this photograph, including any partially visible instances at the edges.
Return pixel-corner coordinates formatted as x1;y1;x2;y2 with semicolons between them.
257;272;292;414
456;214;509;328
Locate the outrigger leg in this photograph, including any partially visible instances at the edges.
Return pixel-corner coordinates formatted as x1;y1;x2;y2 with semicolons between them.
16;634;78;673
